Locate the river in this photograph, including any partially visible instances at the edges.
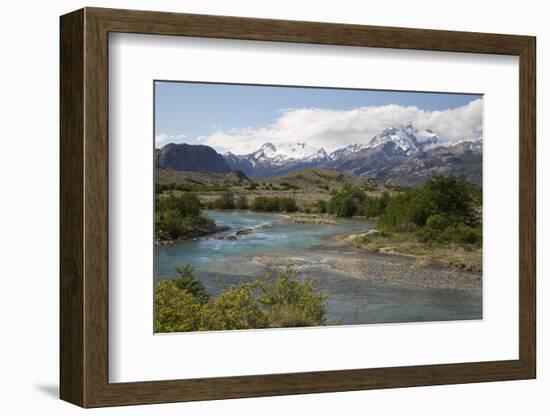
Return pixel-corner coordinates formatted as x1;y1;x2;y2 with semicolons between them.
155;210;482;325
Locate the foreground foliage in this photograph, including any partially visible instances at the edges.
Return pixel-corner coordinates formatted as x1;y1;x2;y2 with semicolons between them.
155;266;327;332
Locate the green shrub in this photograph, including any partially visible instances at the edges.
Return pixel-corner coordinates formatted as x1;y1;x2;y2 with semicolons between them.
379;175;479;230
251;196;277;211
278;197;298;213
260;269;327;327
235;194;249;210
360;192;389;218
154;268;327;332
439;224;482;246
326;185;365;217
316;200;327;213
212;191;236;210
155;192;216;240
417;222;482;247
200;282;268;330
155;207;185;239
378;193;412;227
251;196;298;212
155;280;201;332
157;192;201;218
173;264;210;304
425;213;453;231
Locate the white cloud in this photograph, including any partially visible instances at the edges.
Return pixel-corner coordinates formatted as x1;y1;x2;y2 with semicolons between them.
199;99;483;155
155;133;187;147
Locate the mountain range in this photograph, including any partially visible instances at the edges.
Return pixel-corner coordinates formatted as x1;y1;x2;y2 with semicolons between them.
155;123;482;187
223;142;332;179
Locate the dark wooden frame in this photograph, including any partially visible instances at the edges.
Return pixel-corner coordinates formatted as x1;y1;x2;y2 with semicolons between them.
60;7;536;408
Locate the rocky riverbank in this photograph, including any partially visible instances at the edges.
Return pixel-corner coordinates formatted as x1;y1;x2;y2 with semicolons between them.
283;213;337;225
155;224;230;245
250;247;481;291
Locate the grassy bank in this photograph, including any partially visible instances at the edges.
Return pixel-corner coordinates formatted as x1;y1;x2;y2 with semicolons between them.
342;230;482;273
329;174;482;273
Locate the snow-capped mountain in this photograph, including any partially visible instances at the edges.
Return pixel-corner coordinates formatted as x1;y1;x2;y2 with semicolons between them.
449;138;483;153
247;142;331;164
329;143;369;160
224;142;332;177
362;123;439;156
328;123;439;163
221;123;481;184
324;124;481;185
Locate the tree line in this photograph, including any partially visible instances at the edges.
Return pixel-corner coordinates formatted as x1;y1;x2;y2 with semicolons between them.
204;191;298;213
326;175;482;246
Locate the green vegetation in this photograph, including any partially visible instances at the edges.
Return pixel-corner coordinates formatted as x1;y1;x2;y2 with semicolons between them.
155;168;481;261
155;192;217;241
236;194;249;210
251;196;298;213
326;186;390;218
206;190;237;210
156;182;232;193
155;266;327;332
326;184;365;217
204;192;249;210
329;175;481;250
378;175;481;247
360;192;390;218
351;230;482;272
172;264;210;303
156;168;393;213
315;199;327;214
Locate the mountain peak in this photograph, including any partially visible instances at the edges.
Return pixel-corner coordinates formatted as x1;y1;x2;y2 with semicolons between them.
222;125;481;185
367;125;419;156
260;142;277;151
365;123;439;155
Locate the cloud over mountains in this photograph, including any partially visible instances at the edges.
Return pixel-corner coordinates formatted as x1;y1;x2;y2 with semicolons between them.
194;99;482;155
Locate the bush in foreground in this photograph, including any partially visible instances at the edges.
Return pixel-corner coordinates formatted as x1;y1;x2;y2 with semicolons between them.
155;266;327;332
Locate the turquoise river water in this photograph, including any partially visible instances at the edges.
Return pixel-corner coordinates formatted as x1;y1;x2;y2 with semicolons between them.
155;210;482;325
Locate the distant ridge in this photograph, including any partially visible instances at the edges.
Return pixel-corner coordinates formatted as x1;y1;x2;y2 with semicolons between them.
155;143;231;173
222;123;482;186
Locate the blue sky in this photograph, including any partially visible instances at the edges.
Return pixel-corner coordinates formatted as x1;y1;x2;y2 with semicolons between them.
154;81;483;154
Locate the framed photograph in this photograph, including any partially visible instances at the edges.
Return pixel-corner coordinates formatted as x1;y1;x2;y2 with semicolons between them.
60;7;536;407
